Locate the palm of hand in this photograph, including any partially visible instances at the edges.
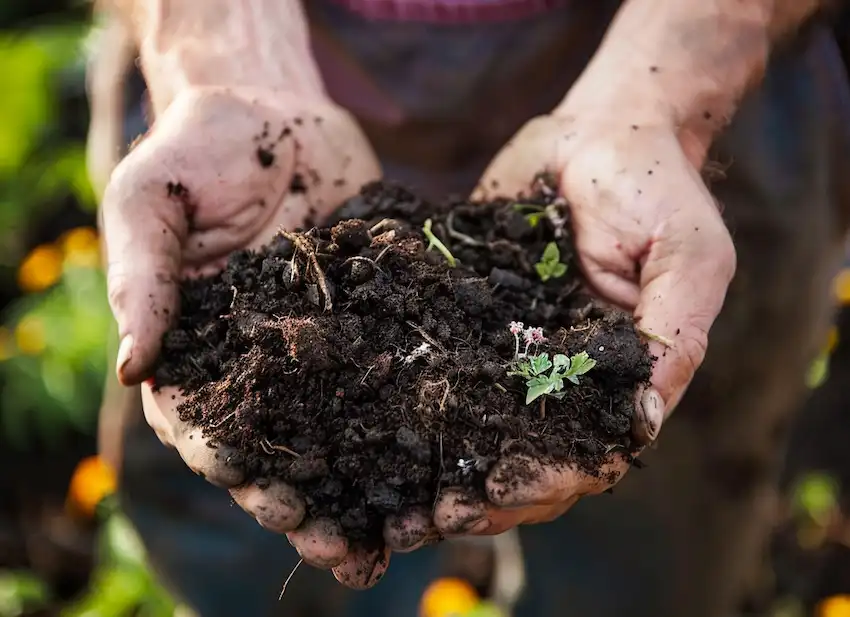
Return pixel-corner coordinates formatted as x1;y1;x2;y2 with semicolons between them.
102;86;389;587
426;113;734;537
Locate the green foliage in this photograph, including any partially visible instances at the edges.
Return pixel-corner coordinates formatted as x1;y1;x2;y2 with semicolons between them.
512;203;546;228
0;21;110;451
423;218;457;268
1;265;112;450
0;571;51;617
805;349;830;389
534;242;567;282
464;601;507;617
791;472;839;527
61;498;178;617
509;351;597;404
0;25;94;275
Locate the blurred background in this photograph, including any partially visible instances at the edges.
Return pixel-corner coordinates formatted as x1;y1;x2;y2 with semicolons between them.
0;3;848;617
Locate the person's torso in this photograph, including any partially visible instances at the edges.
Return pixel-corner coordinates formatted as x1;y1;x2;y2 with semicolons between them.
306;0;622;194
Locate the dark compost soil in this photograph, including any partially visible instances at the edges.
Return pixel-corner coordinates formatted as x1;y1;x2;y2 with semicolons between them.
154;177;653;542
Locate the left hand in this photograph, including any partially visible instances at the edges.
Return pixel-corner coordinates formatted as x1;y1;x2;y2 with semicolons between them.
425;104;735;537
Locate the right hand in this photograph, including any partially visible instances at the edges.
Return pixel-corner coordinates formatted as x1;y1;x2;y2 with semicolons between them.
102;86;420;587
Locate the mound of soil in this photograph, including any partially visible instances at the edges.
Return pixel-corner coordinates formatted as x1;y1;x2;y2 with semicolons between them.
154;176;653;541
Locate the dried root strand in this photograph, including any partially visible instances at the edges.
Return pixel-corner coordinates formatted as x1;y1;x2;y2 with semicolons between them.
280;230;334;312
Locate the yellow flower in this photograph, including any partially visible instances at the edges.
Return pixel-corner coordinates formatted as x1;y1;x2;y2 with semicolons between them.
14;315;46;355
17;244;63;292
0;327;12;361
66;456;117;519
836;269;850;306
818;595;850;617
826;326;840;355
60;226;101;268
420;578;480;617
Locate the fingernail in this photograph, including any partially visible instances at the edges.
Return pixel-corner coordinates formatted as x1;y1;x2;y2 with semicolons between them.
637;387;664;443
117;334;134;379
462;518;491;534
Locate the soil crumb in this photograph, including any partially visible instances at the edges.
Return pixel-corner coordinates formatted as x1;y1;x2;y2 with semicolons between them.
154;175;653;541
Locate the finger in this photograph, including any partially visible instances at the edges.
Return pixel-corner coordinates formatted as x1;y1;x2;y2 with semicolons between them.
433;489;538;537
471;116;558;201
142;384;246;487
102;139;187;386
485;455;627;508
230;480;305;534
634;191;736;413
287;518;348;570
633;386;665;445
332;544;391;590
384;507;439;553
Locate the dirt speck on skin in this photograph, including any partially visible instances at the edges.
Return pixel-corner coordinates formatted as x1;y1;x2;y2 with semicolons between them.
256;147;275;168
154;175;653;542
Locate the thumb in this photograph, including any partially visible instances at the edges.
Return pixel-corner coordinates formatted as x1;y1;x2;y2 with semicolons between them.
101;151;186;385
634;215;735;414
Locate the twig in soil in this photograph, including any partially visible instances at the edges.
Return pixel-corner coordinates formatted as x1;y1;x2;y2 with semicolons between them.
369;218;399;235
210;411;236;429
260;438;301;458
405;321;446;354
437;379;451;413
446;211;483;247
278;559;303;601
374;245;393;265
638;327;675;348
433;432;445;515
280;230;333;311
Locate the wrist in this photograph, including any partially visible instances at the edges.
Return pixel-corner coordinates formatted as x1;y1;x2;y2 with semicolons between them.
133;0;326;115
554;0;773;160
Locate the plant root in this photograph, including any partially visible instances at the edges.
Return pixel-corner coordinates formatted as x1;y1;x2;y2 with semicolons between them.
280;230;333;311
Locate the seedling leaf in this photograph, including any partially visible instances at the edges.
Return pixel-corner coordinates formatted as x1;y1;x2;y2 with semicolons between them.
526;381;554;404
422;219;456;267
534;242;568;282
552;354;569;369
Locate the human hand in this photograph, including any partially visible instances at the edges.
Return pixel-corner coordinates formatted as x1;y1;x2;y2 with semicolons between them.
101;85;411;587
426;103;736;536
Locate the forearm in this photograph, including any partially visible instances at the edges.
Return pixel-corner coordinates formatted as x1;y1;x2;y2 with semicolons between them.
97;0;325;115
559;0;835;159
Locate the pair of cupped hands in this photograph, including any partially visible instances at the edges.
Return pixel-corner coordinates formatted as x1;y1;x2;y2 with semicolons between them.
101;85;735;588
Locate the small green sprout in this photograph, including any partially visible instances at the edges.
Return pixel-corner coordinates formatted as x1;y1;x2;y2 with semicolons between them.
422;218;456;267
510;351;597;404
534;242;567;282
512;203;546;228
506;323;597;411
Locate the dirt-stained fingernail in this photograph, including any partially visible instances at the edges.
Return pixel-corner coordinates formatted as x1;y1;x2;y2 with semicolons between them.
635;387;664;444
461;518;491;534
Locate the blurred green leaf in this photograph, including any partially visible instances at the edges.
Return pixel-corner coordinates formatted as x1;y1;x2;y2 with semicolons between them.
805;350;830;389
0;570;51;617
791;472;839;526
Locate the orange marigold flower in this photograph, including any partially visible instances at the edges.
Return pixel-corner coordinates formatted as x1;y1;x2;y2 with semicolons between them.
419;578;480;617
67;455;117;519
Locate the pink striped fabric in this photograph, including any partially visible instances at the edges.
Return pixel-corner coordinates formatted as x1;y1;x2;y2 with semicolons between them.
325;0;571;23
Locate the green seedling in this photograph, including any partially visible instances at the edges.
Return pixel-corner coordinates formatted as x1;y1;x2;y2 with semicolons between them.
510;351;597;404
422;218;456;267
506;323;597;416
534;242;567;282
512;203;547;228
